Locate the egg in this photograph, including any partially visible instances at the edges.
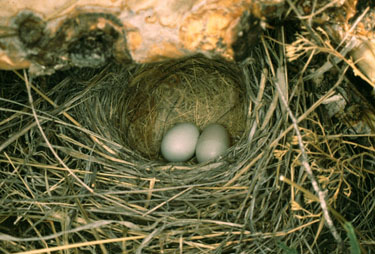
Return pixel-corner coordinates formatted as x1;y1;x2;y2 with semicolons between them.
195;123;230;163
161;122;200;162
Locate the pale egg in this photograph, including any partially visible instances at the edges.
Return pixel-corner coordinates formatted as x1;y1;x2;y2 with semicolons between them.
195;123;230;163
161;122;200;162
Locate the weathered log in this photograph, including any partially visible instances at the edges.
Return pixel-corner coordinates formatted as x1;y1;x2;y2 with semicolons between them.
0;0;374;77
0;0;285;75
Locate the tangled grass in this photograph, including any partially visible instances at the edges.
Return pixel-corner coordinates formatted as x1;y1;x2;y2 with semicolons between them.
1;20;375;254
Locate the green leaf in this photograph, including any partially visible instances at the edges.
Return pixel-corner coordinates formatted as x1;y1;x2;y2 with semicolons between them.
277;241;298;254
344;222;361;254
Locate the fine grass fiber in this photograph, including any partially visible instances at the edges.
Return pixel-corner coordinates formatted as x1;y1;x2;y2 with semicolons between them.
1;26;375;254
119;55;246;160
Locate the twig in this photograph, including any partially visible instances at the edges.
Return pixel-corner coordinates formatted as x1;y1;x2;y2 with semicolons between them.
273;68;342;244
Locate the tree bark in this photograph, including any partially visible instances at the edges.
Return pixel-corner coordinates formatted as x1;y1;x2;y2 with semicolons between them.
0;0;372;76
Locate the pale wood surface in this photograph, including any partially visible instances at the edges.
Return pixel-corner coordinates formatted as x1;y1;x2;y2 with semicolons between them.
0;0;372;75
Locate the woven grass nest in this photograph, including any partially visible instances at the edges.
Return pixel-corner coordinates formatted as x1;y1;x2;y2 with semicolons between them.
1;33;375;253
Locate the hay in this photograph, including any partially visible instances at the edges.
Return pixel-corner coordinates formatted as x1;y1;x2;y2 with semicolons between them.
1;19;375;254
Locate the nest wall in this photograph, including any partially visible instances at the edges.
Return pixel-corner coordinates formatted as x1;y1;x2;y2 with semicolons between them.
0;33;375;253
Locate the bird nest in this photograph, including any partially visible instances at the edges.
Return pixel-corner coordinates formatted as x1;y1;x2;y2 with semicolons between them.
1;32;375;253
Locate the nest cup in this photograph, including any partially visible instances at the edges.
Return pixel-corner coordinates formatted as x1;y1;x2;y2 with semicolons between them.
67;51;276;190
55;51;287;251
112;55;247;161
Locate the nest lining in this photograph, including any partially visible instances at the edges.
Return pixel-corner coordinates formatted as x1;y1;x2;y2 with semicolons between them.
115;55;247;161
